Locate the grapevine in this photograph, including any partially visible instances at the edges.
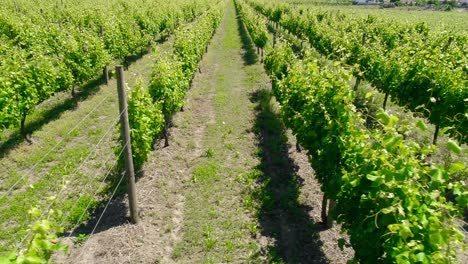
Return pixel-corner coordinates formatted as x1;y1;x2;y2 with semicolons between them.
261;39;466;263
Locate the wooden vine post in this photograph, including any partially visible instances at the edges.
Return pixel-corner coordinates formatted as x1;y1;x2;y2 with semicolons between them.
432;101;440;145
433;124;440;145
99;26;110;85
71;85;77;97
103;65;109;85
321;193;328;223
20;114;33;144
383;92;389;110
327;199;336;228
273;31;277;48
163;115;170;147
99;25;104;38
321;193;336;228
116;65;139;224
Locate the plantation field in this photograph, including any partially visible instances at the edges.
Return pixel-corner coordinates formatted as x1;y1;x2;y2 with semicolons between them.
279;0;468;32
0;0;466;263
317;5;468;33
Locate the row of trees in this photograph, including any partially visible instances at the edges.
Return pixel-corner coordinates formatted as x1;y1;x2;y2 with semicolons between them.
0;0;211;141
248;0;467;144
236;0;466;262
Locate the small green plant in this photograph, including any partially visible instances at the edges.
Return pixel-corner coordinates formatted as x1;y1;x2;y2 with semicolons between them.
204;237;217;251
243;194;255;212
74;233;89;247
191;162;220;183
205;148;215;158
266;246;285;264
247;222;258;237
208;208;217;218
117;80;164;171
203;225;217;250
224;240;234;253
0;204;67;263
202;258;215;264
246;242;261;261
62;194;98;225
224;143;235;150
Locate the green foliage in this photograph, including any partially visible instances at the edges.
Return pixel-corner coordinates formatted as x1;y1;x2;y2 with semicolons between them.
174;10;223;75
150;3;224;121
0;46;73;129
235;0;269;49
149;55;188;119
264;42;466;263
123;82;164;171
61;194;98;226
205;148;215;158
74;234;89;247
0;0;213;133
192;162;220;183
0;205;67;264
0;0;222;259
120;1;224;171
249;0;468;144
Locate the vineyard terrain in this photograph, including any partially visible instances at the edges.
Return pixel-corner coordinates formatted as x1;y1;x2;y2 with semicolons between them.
0;0;466;263
54;2;352;262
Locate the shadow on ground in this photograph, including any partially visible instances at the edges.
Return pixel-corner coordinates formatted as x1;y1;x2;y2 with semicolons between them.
0;42;160;159
250;88;329;264
62;169;130;238
235;6;329;262
235;8;257;66
0;76;106;158
62;147;156;239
